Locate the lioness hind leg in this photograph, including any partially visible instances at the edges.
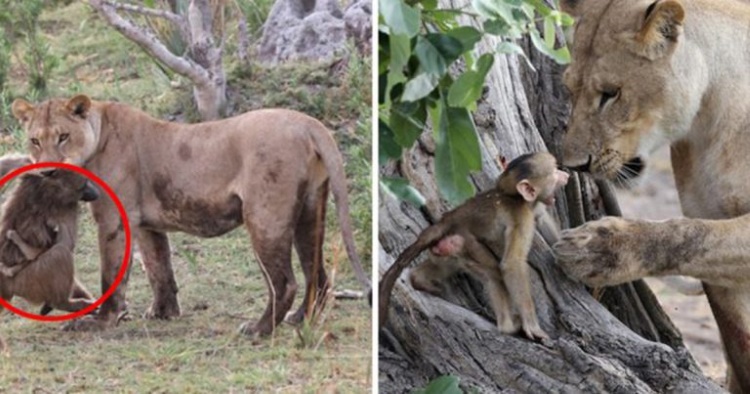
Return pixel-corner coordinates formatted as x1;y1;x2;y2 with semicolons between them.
287;182;330;325
240;225;297;337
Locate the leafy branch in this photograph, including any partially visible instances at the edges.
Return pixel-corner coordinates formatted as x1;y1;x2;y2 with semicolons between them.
379;0;573;206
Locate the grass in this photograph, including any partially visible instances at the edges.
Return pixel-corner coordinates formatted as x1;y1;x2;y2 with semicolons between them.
0;1;372;392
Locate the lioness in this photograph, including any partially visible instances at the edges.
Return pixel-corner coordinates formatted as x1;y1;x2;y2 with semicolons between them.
551;0;750;391
10;95;370;337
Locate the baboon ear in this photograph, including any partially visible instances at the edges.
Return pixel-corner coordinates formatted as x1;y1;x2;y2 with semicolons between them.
635;0;685;59
516;180;538;202
11;99;35;124
66;95;91;118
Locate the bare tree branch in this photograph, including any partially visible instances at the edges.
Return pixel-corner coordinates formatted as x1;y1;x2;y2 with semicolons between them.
89;0;211;87
99;0;183;25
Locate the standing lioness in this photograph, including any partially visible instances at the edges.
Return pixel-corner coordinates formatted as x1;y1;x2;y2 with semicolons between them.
11;94;370;337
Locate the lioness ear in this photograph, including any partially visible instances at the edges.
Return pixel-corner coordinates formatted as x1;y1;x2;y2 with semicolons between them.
66;95;91;118
635;0;685;59
11;99;35;124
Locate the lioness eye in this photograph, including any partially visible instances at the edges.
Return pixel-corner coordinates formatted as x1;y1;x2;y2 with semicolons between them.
30;138;40;146
59;133;69;143
599;88;620;109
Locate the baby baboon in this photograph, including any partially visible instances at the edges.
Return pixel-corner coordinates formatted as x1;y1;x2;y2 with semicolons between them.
0;160;99;316
378;152;569;340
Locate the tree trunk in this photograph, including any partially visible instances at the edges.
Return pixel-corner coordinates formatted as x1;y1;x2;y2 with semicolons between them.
186;0;225;119
89;0;225;120
378;1;723;392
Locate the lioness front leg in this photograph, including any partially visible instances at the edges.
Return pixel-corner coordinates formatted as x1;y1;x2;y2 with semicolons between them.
64;201;130;331
136;229;180;319
553;215;750;288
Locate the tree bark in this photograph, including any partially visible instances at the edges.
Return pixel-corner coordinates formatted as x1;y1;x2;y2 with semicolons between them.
89;0;226;120
378;1;723;392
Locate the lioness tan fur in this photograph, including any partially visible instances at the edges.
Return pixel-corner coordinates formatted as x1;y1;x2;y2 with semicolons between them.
552;0;750;391
10;95;370;337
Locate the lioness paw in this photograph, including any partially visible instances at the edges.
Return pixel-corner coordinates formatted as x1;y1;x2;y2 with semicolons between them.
553;217;642;287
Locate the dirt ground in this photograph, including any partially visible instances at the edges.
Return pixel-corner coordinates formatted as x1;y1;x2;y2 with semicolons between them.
615;146;726;385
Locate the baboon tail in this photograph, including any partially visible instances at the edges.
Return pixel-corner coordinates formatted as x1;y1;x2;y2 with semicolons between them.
308;124;371;291
378;225;444;328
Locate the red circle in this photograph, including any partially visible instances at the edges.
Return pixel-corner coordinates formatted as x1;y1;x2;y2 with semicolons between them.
0;162;131;322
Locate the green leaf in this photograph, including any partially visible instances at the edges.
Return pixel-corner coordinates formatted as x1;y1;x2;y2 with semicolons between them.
529;29;570;64
511;7;530;23
390;101;427;146
496;41;534;70
428;10;461;28
445;26;482;53
483;19;511;36
402;73;440;102
557;11;575;27
415;375;462;394
446;54;494;108
526;0;552;16
420;0;438;10
472;0;513;23
544;15;556;49
380;0;420;37
144;0;155;8
430;100;481;205
414;34;463;76
383;33;411;106
390;34;412;71
379;119;402;162
380;177;426;207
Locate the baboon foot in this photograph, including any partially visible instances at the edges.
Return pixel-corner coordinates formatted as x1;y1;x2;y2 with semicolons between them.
522;323;550;343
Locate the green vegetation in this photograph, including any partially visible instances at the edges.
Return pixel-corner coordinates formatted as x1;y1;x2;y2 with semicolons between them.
379;0;573;206
0;2;371;392
416;375;462;394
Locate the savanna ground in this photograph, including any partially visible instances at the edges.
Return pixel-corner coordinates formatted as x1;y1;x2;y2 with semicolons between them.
617;146;725;385
0;2;372;392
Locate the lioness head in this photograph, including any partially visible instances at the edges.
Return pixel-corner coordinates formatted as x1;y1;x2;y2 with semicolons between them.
11;95;100;166
560;0;690;183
